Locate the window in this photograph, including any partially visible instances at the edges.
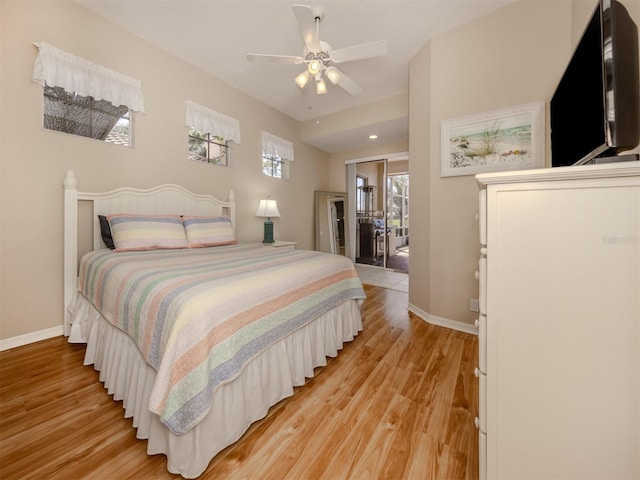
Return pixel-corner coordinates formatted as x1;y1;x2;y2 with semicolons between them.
185;101;240;167
262;153;285;178
32;42;145;145
188;128;229;166
261;131;294;179
44;85;132;146
387;174;409;238
356;175;367;213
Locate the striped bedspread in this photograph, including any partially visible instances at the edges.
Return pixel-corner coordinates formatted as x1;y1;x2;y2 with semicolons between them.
78;244;366;435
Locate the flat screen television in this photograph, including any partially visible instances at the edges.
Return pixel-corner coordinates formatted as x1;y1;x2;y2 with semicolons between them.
550;0;639;167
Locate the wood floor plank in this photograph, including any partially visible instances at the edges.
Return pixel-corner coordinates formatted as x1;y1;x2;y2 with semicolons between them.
318;383;398;479
348;392;414;479
0;283;479;479
232;396;328;479
421;335;466;444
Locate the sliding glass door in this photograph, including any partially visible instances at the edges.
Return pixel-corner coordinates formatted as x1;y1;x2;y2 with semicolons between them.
346;156;409;272
387;174;409;250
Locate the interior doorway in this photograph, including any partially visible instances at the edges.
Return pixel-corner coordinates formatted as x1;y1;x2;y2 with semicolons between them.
346;155;409;273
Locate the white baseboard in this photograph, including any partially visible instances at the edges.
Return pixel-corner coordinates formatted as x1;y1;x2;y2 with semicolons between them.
408;303;478;335
0;326;64;351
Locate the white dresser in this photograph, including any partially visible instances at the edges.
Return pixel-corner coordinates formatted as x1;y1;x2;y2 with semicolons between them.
475;162;640;479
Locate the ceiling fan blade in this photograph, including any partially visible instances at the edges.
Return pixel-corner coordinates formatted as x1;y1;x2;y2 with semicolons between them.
246;54;305;64
291;4;321;52
330;40;388;64
333;69;362;96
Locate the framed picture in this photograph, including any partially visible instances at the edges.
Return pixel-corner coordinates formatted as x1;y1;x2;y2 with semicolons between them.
440;101;545;177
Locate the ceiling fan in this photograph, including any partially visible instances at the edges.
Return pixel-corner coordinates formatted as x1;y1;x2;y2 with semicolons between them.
246;4;387;96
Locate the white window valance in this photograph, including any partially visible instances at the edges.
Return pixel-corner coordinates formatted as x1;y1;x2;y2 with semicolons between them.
185;101;241;144
261;131;294;161
32;42;146;113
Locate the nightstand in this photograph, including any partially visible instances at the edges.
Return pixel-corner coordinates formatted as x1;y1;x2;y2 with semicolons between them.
269;241;297;250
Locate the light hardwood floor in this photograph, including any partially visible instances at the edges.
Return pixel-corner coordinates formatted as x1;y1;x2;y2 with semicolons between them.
0;284;479;479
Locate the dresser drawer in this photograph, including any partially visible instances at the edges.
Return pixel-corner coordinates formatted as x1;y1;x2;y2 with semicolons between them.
476;314;487;373
474;367;487;433
478;257;487;315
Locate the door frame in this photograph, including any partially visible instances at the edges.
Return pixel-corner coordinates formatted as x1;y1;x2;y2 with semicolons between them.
345;151;408;267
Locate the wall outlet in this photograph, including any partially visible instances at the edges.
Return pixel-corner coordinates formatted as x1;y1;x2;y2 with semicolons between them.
469;298;480;312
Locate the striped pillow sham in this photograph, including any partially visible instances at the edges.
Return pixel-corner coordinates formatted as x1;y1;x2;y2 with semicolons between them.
107;214;188;252
182;215;236;248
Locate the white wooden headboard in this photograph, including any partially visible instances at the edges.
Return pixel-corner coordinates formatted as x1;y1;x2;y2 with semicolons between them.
62;170;236;335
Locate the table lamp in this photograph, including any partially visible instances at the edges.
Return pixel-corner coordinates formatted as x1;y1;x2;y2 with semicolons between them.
256;197;280;243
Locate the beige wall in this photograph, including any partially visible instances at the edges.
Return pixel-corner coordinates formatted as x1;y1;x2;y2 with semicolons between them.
408;40;432;317
387;160;408;176
409;0;572;326
0;1;330;341
408;0;639;327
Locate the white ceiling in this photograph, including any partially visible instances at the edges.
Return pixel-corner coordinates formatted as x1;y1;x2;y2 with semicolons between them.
77;0;517;153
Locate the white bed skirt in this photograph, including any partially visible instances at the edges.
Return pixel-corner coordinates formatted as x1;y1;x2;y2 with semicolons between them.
68;294;362;478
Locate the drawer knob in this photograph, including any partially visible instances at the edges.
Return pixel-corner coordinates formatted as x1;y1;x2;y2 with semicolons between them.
474;417;480;429
475;318;479;328
474;367;481;377
475;270;479;280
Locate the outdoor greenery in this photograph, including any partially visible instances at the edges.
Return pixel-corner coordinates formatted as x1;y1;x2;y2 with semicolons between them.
188;128;228;166
262;154;284;178
387;174;409;231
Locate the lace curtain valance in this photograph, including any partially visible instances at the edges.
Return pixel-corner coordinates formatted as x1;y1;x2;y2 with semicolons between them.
32;42;146;113
261;131;294;161
185;101;241;144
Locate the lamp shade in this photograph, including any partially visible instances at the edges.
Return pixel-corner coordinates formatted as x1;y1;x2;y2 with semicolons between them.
315;77;327;95
256;198;280;218
325;66;341;85
294;70;311;89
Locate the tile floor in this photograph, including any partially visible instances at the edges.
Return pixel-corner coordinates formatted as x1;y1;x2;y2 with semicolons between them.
355;263;408;292
386;245;409;273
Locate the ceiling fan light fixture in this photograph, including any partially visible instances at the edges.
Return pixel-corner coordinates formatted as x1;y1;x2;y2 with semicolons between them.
325;66;341;85
294;70;311;89
248;5;387;98
308;59;322;75
315;77;327;95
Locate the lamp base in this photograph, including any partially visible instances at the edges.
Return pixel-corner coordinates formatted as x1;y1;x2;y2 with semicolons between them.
262;218;274;243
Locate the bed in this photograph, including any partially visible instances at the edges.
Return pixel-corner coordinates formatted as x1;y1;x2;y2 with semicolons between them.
62;170;366;478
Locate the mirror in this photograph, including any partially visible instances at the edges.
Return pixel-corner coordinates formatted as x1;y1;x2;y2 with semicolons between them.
315;191;348;257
